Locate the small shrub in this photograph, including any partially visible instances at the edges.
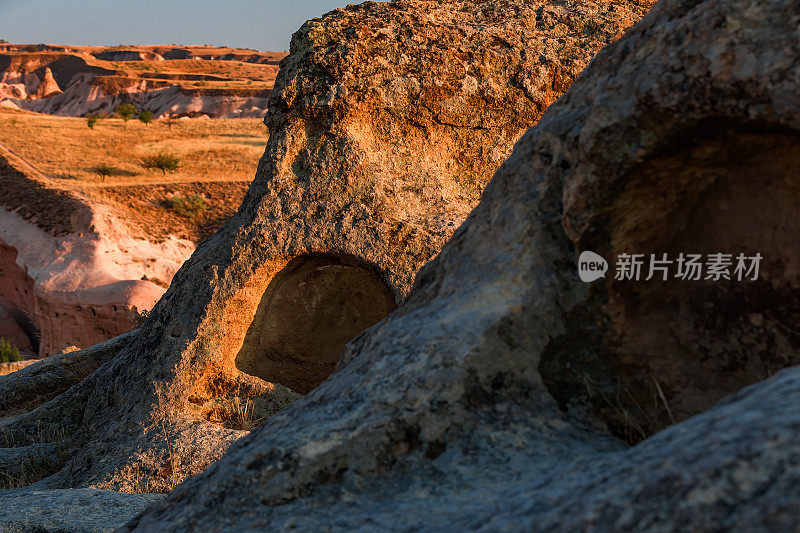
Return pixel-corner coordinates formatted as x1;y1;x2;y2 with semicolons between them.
167;194;206;219
132;308;150;329
94;163;113;182
0;338;21;363
141;152;180;175
86;114;100;129
114;103;136;122
138;110;154;125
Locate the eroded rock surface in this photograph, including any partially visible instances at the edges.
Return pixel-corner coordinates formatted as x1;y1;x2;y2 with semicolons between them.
0;488;162;533
0;155;193;356
124;0;800;530
0;0;653;499
0;331;136;419
0;50;276;118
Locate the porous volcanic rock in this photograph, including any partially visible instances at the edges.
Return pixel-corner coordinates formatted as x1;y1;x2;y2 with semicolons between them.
126;0;800;530
0;0;653;498
0;488;162;533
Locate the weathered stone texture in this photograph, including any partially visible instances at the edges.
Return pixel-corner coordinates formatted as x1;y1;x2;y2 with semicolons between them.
0;0;653;501
126;0;800;530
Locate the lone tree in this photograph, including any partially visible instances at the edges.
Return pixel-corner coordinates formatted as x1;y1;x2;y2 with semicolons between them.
141;152;180;175
114;103;136;123
86;114;100;129
94;163;113;182
138;110;154;125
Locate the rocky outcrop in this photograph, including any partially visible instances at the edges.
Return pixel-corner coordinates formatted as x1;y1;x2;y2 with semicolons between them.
0;151;194;356
0;53;113;96
0;331;136;418
0;360;36;377
161;49;194;60
33;67;61;98
0;489;162;532
122;0;800;530
0;0;653;498
19;77;273;118
0;84;26;100
0;50;273;118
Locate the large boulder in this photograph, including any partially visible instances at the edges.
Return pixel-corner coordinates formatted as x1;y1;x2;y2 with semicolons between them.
0;0;652;495
126;0;800;530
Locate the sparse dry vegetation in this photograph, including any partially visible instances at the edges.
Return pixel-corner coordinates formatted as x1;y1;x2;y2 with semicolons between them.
114;104;136;123
166;194;206;218
0;111;265;183
0;109;265;241
138;110;154;125
94;162;113;181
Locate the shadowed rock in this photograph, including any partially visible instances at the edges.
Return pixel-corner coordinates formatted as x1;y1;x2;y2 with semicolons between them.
236;253;398;393
0;331;136;419
0;0;653;497
124;0;800;530
0;488;162;532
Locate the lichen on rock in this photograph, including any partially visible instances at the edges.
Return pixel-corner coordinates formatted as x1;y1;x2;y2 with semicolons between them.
122;0;800;530
0;0;653;497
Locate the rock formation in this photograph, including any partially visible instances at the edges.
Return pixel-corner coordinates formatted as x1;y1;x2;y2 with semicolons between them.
122;0;800;530
0;360;35;377
32;67;61;98
0;155;193;357
0;49;280;118
0;0;652;497
21;77;273;118
0;488;162;532
0;52;112;97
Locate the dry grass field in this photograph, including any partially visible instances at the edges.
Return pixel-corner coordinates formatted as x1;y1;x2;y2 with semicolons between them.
113;59;278;85
0;109;266;241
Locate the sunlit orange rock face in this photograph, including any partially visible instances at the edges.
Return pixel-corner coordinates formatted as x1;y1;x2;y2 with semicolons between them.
0;0;655;508
129;0;800;531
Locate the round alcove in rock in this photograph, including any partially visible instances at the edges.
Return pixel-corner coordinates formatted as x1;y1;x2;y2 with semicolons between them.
236;254;397;393
541;123;800;444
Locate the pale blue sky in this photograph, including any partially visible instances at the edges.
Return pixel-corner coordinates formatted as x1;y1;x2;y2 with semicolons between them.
0;0;354;51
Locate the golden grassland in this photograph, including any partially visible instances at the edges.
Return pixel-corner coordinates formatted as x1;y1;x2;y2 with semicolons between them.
0;110;266;183
0;109;267;241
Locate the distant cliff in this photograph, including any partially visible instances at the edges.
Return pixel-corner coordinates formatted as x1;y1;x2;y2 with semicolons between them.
0;45;286;118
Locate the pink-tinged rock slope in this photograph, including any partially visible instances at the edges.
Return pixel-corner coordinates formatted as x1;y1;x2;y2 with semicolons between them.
0;153;194;356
